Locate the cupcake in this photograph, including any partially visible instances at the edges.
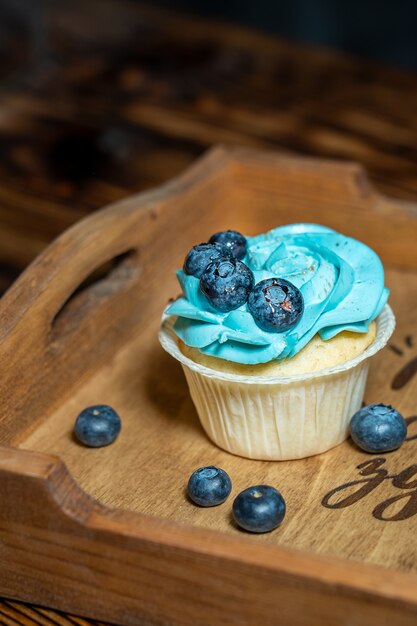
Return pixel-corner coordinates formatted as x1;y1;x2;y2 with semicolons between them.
159;224;395;460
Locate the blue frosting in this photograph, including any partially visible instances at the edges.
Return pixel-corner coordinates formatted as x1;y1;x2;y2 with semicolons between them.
166;224;389;364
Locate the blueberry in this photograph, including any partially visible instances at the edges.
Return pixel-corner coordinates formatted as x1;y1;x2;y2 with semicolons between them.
187;466;232;507
233;485;286;533
350;403;407;453
200;258;254;312
74;405;121;447
209;230;247;260
183;242;230;278
247;277;303;332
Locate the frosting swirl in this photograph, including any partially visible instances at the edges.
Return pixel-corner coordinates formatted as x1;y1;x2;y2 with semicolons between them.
165;224;389;364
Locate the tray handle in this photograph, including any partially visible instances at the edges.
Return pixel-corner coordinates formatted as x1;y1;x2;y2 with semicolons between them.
0;145;230;444
0;194;166;444
49;246;140;344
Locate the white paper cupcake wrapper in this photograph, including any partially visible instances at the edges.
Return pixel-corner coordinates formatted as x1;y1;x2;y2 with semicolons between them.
159;305;395;460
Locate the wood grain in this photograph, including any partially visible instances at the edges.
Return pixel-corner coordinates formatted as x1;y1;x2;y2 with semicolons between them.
0;146;414;625
0;599;108;626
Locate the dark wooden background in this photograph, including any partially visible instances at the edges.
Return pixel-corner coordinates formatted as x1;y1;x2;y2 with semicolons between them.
0;0;417;624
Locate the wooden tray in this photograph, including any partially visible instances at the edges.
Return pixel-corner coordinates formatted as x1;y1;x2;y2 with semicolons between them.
0;146;416;626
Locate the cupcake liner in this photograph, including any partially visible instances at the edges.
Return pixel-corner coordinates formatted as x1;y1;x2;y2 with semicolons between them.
159;305;395;460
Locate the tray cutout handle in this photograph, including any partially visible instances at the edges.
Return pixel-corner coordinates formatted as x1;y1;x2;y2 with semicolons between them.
50;247;140;344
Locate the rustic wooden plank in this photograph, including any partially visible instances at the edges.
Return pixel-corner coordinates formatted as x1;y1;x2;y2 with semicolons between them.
0;600;107;626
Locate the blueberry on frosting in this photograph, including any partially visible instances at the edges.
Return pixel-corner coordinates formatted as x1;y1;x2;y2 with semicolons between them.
183;242;230;278
167;224;389;364
200;258;254;312
209;230;247;260
247;278;304;333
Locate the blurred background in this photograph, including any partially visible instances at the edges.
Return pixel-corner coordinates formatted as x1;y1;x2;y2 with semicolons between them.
151;0;417;70
4;0;417;72
0;0;416;294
